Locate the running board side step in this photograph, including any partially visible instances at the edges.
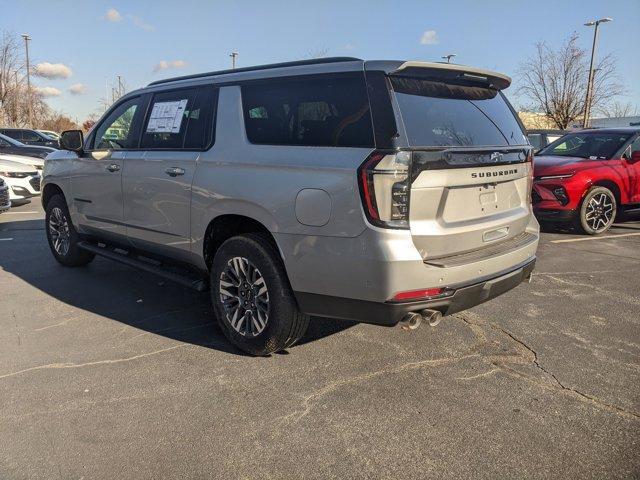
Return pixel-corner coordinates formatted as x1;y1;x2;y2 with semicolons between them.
77;241;208;292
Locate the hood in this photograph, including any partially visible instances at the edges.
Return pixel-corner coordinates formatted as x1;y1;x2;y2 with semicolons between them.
0;153;44;168
533;155;588;176
0;159;39;173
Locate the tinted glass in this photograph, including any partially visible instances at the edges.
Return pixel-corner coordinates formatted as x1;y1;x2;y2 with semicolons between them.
93;97;145;150
22;130;42;142
528;134;542;149
539;132;633;159
1;130;22;140
390;77;527;147
183;86;217;149
241;74;374;147
141;89;195;149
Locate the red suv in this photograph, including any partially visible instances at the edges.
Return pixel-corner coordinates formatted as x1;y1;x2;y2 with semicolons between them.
532;128;640;234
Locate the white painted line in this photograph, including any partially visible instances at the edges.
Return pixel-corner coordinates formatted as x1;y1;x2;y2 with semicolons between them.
0;238;13;241
3;211;40;214
551;232;640;244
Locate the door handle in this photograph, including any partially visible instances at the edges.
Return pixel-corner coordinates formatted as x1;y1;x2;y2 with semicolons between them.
164;167;185;177
106;163;120;173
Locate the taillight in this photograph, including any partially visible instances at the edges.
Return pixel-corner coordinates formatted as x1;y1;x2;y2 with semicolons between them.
358;151;411;229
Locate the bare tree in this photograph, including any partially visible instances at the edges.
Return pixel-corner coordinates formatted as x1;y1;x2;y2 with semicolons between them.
517;33;624;129
599;101;639;119
0;31;80;130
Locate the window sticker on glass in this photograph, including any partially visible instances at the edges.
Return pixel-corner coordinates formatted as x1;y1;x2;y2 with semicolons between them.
147;99;188;133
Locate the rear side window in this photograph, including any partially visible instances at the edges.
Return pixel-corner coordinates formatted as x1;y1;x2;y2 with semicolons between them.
141;86;217;150
390;77;527;147
241;74;374;147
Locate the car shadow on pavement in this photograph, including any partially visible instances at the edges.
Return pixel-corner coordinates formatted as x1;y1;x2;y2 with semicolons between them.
0;218;355;356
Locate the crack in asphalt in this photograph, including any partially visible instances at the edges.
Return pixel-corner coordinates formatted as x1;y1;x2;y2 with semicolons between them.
0;344;187;380
279;354;481;424
456;314;640;421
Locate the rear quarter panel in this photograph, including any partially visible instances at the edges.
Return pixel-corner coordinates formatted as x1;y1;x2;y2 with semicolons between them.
190;85;371;270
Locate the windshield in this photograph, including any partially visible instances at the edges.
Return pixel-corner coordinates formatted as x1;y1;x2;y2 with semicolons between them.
390;76;527;147
539;132;632;159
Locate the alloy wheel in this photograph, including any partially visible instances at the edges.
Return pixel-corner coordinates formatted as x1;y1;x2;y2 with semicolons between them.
219;256;270;337
48;207;71;256
584;192;614;232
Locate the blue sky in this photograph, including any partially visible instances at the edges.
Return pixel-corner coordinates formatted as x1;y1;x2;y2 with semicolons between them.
2;0;639;122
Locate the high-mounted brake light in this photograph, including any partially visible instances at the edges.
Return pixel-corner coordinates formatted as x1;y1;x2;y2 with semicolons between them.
358;151;411;229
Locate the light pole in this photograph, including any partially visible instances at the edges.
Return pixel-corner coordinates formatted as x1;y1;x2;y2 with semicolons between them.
582;17;612;128
21;33;32;127
441;54;457;64
230;52;238;69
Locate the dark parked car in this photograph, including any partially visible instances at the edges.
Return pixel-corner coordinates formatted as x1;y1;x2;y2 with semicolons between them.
0;128;59;148
527;129;567;152
0;133;56;159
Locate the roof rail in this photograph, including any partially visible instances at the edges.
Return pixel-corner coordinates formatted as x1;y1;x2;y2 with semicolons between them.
147;57;363;86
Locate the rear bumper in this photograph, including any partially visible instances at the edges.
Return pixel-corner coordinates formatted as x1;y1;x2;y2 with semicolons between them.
295;258;536;326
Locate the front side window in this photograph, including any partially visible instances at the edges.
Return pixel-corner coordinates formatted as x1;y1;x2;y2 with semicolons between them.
93;97;145;150
22;130;42;142
539;132;633;159
241;74;374;147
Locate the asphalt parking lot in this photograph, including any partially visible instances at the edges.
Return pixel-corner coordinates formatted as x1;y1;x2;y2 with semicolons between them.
1;201;639;479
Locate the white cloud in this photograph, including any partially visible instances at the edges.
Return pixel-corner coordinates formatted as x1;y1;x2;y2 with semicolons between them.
68;83;88;95
344;43;356;51
420;30;439;45
34;62;73;80
33;86;62;97
105;8;122;22
153;60;187;73
127;14;155;31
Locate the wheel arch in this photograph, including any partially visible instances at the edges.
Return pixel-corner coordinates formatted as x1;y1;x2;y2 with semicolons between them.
589;179;621;206
42;183;65;209
202;214;281;271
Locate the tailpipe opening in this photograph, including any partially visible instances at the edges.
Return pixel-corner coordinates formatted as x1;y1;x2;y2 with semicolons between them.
399;312;422;331
420;309;442;327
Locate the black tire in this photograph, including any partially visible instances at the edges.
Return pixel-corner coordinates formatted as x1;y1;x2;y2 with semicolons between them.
575;186;617;235
210;233;310;356
45;194;95;266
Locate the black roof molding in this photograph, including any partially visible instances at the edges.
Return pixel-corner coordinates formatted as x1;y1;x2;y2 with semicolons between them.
148;57;363;86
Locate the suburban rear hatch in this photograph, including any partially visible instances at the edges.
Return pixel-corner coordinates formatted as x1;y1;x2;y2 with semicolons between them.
388;63;534;262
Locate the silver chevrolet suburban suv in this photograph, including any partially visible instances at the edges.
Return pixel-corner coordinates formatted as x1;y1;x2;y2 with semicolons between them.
43;57;539;355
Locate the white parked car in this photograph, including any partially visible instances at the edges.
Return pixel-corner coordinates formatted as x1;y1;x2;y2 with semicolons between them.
0;178;10;213
0;158;42;205
0;153;45;171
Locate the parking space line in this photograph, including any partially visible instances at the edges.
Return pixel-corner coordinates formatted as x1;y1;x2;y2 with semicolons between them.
551;232;640;244
0;238;13;241
2;211;40;214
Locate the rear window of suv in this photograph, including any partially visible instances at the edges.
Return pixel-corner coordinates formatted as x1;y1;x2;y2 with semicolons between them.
390;76;527;147
241;74;374;148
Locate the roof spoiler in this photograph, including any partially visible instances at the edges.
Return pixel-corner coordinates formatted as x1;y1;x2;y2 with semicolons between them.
389;61;511;90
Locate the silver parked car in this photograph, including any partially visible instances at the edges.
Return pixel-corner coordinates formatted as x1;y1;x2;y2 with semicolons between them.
42;57;539;355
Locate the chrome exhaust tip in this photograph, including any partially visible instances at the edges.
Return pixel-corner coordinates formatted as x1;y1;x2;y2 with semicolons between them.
399;312;422;331
420;309;442;327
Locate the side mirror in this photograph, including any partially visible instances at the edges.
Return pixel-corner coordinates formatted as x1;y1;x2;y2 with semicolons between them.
631;151;640;163
60;130;84;154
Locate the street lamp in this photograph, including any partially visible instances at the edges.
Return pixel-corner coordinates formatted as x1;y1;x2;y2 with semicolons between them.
441;54;457;64
230;52;238;69
21;34;32;127
582;17;612;128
